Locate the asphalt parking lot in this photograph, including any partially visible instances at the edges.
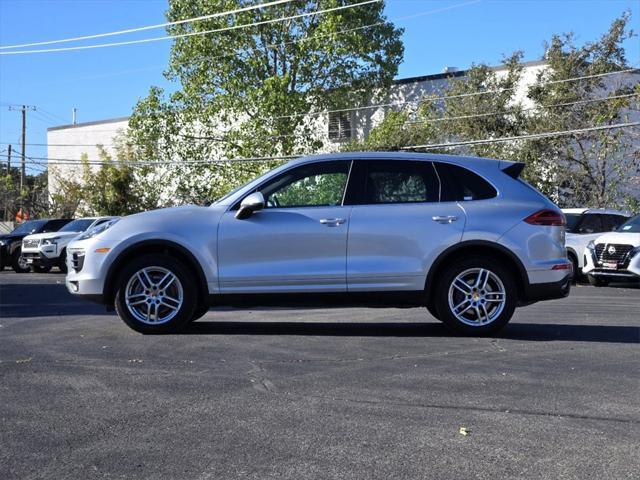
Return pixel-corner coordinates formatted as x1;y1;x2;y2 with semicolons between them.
0;271;638;480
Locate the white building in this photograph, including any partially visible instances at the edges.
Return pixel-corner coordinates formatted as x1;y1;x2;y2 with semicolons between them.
47;60;638;201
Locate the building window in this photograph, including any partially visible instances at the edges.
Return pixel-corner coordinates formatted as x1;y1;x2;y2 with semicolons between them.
328;111;353;141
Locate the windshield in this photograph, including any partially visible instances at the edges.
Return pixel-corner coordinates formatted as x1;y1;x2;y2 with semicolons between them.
618;214;640;233
565;213;582;233
11;220;47;235
58;219;95;233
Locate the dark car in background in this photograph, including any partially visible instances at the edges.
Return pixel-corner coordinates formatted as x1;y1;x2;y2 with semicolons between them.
0;219;72;272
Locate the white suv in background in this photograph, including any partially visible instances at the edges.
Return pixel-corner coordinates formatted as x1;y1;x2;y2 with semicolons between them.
562;208;631;279
583;214;640;286
22;217;117;273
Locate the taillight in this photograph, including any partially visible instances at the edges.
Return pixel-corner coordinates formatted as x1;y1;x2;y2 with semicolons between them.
524;209;565;226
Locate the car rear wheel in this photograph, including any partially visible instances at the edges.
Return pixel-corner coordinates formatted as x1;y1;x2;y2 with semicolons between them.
58;249;68;273
12;251;30;273
435;257;517;336
567;252;581;283
114;255;197;334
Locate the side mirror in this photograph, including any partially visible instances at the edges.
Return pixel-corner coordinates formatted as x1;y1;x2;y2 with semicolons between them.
235;192;265;220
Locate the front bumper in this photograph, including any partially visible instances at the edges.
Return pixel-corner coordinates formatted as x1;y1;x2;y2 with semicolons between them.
65;242;111;303
583;246;640;282
21;251;56;267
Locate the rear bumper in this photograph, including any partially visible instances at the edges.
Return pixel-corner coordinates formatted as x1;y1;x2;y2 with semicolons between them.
521;274;572;303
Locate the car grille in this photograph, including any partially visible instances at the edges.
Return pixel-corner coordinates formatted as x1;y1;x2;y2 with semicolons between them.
23;239;39;249
595;243;634;265
70;250;85;273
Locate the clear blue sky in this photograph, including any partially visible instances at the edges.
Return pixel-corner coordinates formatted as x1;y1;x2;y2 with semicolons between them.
1;0;638;173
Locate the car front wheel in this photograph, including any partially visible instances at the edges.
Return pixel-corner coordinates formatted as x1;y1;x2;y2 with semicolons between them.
114;255;197;334
435;257;517;336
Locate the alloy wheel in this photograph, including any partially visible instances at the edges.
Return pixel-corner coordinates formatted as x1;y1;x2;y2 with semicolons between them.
447;268;506;327
124;266;184;325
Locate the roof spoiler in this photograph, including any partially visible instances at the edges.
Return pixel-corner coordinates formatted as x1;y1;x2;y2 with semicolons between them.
499;160;525;179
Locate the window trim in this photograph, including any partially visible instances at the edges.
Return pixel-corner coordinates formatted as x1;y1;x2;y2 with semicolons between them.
230;159;354;211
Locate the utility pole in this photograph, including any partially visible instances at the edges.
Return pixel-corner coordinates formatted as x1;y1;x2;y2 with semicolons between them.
8;104;36;219
5;145;11;221
6;144;10;176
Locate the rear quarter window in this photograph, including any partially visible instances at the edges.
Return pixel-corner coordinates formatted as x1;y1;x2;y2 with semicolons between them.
435;163;497;202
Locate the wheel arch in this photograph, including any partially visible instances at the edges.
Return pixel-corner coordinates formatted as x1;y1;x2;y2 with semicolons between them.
103;240;208;307
425;240;529;303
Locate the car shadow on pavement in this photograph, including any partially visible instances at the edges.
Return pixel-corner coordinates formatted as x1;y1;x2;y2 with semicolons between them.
184;320;640;343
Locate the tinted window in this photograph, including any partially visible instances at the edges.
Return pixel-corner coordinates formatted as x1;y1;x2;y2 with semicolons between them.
435;163;497;201
619;214;640;233
359;160;439;204
59;219;95;233
259;161;351;208
565;213;582;233
42;219;70;233
577;214;603;234
11;220;47;235
604;214;628;231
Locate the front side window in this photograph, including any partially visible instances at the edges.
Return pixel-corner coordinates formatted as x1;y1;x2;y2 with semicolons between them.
364;161;438;204
605;214;629;231
435;162;497;201
577;214;603;234
59;219;95;233
259;161;351;208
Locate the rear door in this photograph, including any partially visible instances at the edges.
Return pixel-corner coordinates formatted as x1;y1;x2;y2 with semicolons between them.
346;159;465;292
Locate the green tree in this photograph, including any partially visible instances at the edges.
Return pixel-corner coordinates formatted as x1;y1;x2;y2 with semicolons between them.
128;0;404;204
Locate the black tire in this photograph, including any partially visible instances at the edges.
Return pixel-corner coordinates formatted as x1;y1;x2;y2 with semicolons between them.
567;252;581;283
191;304;210;323
434;256;517;336
30;264;52;273
58;249;68;273
587;275;609;287
426;301;440;321
114;254;197;334
12;251;30;273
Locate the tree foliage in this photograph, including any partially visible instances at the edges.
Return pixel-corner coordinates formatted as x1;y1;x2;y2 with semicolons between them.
127;0;404;205
347;13;639;209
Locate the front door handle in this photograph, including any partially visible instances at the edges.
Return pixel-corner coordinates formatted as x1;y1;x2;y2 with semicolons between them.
432;215;458;224
320;218;346;227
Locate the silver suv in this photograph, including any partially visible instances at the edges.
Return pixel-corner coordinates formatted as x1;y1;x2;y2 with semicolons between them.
65;152;571;335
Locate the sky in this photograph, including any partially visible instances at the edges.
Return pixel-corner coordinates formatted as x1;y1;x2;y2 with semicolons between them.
0;0;638;174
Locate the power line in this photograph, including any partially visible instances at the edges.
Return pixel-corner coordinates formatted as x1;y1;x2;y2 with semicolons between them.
1;121;637;167
0;0;381;55
0;0;298;50
401;121;640;151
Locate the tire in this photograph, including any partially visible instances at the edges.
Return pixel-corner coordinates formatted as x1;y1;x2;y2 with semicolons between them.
114;254;197;334
435;256;517;336
12;251;30;273
30;264;52;273
567;252;581;283
190;304;210;323
58;249;68;273
587;275;609;287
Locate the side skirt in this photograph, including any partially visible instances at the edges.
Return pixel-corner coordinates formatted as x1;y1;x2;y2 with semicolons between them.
207;291;427;309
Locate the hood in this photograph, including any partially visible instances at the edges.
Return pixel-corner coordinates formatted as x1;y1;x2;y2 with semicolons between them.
23;231;81;242
594;231;640;247
0;233;24;242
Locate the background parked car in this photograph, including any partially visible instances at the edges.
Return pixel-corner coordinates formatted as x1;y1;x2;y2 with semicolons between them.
21;217;118;273
0;218;72;272
582;214;640;286
562;208;631;280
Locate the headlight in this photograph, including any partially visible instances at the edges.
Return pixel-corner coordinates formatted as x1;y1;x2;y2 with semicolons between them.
587;240;596;251
42;237;60;246
0;240;6;247
629;246;640;258
78;218;120;240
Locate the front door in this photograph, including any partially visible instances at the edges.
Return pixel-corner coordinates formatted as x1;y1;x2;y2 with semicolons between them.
217;160;352;293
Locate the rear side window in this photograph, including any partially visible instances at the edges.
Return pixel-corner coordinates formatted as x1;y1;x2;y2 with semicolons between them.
360;160;439;204
435;163;497;201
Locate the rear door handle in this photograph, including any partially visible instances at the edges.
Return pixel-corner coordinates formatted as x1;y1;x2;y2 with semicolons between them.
320;218;346;227
432;215;458;224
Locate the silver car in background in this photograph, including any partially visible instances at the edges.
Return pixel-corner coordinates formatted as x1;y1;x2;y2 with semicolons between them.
65;152;571;335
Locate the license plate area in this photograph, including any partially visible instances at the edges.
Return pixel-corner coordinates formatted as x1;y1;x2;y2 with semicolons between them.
602;262;618;270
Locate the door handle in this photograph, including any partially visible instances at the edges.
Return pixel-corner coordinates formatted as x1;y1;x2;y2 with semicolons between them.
320;218;346;227
432;215;458;224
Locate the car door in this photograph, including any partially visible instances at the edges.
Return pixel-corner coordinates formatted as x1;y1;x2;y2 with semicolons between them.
346;159;466;292
217;160;353;293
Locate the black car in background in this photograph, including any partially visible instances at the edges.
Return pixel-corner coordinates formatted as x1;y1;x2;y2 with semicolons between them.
0;219;72;273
